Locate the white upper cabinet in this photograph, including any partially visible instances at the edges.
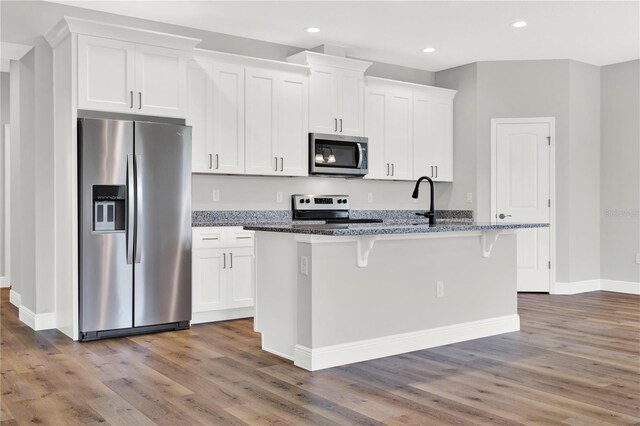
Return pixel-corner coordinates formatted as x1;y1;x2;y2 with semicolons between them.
287;52;371;137
187;59;245;174
364;81;413;180
413;91;456;182
77;35;189;118
245;67;308;176
77;36;136;113
135;44;188;117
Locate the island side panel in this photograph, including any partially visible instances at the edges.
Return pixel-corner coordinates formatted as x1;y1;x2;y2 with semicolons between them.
254;231;299;360
308;233;518;349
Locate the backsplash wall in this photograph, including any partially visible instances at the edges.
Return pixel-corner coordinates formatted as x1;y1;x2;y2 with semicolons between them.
192;174;467;211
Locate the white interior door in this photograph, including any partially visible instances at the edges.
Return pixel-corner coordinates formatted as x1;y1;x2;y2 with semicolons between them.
495;121;551;292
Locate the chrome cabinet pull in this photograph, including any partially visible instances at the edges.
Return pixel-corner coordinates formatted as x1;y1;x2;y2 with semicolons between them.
274;157;278;171
230;253;233;269
391;163;395;176
138;92;142;110
386;163;389;176
216;154;219;169
223;253;226;269
430;165;434;177
129;91;134;109
208;154;213;169
334;118;338;132
202;237;219;241
435;166;438;178
280;157;284;171
339;119;343;132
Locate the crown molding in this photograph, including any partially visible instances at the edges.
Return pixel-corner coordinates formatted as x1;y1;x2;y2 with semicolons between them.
365;76;457;99
193;48;309;75
45;16;202;50
0;42;33;71
287;51;372;73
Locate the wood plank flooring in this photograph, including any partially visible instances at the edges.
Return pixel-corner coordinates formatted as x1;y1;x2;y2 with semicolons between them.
1;289;639;425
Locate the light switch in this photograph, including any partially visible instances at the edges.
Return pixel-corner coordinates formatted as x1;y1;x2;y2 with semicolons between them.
466;193;473;203
436;281;445;298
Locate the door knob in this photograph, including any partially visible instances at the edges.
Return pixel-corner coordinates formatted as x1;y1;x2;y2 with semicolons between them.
498;213;512;219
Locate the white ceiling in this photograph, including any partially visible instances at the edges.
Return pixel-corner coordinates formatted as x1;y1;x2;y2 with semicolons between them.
40;1;640;71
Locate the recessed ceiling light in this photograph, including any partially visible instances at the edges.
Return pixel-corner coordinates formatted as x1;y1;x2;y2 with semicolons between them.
511;21;528;28
305;27;320;33
422;47;437;53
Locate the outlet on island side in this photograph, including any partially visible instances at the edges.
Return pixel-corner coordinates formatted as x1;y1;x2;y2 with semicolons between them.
276;192;283;203
300;256;309;276
436;281;445;298
212;190;220;202
636;253;640;264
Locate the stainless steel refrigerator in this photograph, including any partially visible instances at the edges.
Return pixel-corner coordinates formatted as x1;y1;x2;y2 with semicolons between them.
78;118;192;341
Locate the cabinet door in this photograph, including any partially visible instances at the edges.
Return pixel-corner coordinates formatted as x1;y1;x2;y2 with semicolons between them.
187;59;214;173
278;73;308;176
228;248;254;309
412;94;432;179
364;87;388;179
192;249;228;312
429;99;454;182
77;35;136;113
337;70;365;136
212;63;245;174
245;67;278;175
385;91;413;180
135;45;188;118
309;66;339;134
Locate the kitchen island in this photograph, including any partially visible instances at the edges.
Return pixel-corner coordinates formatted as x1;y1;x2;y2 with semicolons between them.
246;220;549;371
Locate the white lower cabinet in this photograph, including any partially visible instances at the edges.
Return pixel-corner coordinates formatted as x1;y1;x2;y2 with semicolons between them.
192;227;255;324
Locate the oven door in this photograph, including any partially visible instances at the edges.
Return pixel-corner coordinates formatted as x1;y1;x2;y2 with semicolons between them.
309;133;368;176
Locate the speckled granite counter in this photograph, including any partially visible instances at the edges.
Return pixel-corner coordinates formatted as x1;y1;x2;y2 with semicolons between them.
244;221;548;236
192;209;473;227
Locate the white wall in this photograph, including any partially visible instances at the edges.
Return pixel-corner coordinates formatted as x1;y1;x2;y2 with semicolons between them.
0;72;9;279
600;60;640;284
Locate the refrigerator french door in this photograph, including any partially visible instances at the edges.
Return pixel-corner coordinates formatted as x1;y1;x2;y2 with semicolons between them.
78;118;192;341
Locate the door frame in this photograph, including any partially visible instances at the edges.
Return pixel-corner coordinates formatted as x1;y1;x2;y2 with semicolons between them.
490;117;556;293
1;125;10;288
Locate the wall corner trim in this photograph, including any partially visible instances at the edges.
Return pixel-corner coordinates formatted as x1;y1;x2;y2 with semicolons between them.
18;305;57;331
9;289;21;307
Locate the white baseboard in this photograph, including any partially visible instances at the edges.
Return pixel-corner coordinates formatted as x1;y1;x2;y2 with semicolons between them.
18;305;56;331
191;307;254;325
9;289;21;307
552;279;602;295
294;314;520;371
601;279;640;295
0;277;9;288
553;279;639;295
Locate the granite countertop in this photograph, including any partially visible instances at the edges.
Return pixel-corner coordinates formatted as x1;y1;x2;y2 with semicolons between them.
243;221;549;236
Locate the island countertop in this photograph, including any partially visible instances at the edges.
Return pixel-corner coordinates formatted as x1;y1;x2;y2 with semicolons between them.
244;220;549;236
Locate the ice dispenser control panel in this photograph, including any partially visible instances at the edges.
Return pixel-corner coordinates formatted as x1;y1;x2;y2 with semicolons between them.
93;185;126;232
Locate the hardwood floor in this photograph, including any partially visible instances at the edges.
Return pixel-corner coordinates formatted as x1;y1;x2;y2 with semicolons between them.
1;289;639;425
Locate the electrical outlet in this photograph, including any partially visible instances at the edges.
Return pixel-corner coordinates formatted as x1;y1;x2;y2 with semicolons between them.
436;281;444;298
636;253;640;264
367;193;373;203
212;190;220;202
300;256;309;275
276;192;283;203
466;193;473;203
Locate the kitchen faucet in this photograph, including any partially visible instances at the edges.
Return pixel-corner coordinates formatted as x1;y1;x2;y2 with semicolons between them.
412;176;436;225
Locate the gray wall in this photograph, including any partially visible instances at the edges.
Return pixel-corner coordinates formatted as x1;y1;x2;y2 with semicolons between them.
436;59;603;284
600;60;640;283
0;72;9;278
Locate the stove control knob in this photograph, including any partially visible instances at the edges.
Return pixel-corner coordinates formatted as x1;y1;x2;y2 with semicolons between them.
337;199;342;204
305;199;310;203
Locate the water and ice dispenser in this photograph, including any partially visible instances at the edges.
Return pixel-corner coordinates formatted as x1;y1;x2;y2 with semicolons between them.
93;185;126;232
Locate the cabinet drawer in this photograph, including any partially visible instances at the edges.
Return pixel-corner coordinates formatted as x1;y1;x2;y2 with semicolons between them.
193;226;254;248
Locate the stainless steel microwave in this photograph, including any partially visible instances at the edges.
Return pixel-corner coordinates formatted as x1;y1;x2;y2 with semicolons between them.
309;133;368;176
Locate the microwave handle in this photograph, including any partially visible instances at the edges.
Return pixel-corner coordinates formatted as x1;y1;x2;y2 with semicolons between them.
356;143;364;169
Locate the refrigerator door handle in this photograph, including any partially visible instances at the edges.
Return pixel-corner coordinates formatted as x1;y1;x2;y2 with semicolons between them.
134;154;143;264
126;154;135;264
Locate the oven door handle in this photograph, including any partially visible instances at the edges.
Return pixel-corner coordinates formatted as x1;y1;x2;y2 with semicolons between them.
356;143;364;169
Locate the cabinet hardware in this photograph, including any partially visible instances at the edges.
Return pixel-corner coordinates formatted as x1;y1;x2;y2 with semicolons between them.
334;118;338;132
208;154;213;169
339;119;343;132
216;154;219;170
548;199;551;207
230;253;233;269
498;213;512;219
386;163;389;176
138;92;142;110
202;237;219;241
435;166;438;178
280;157;284;172
548;261;551;269
223;253;226;269
129;91;134;109
274;157;278;171
236;236;252;240
430;165;434;177
391;163;395;176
